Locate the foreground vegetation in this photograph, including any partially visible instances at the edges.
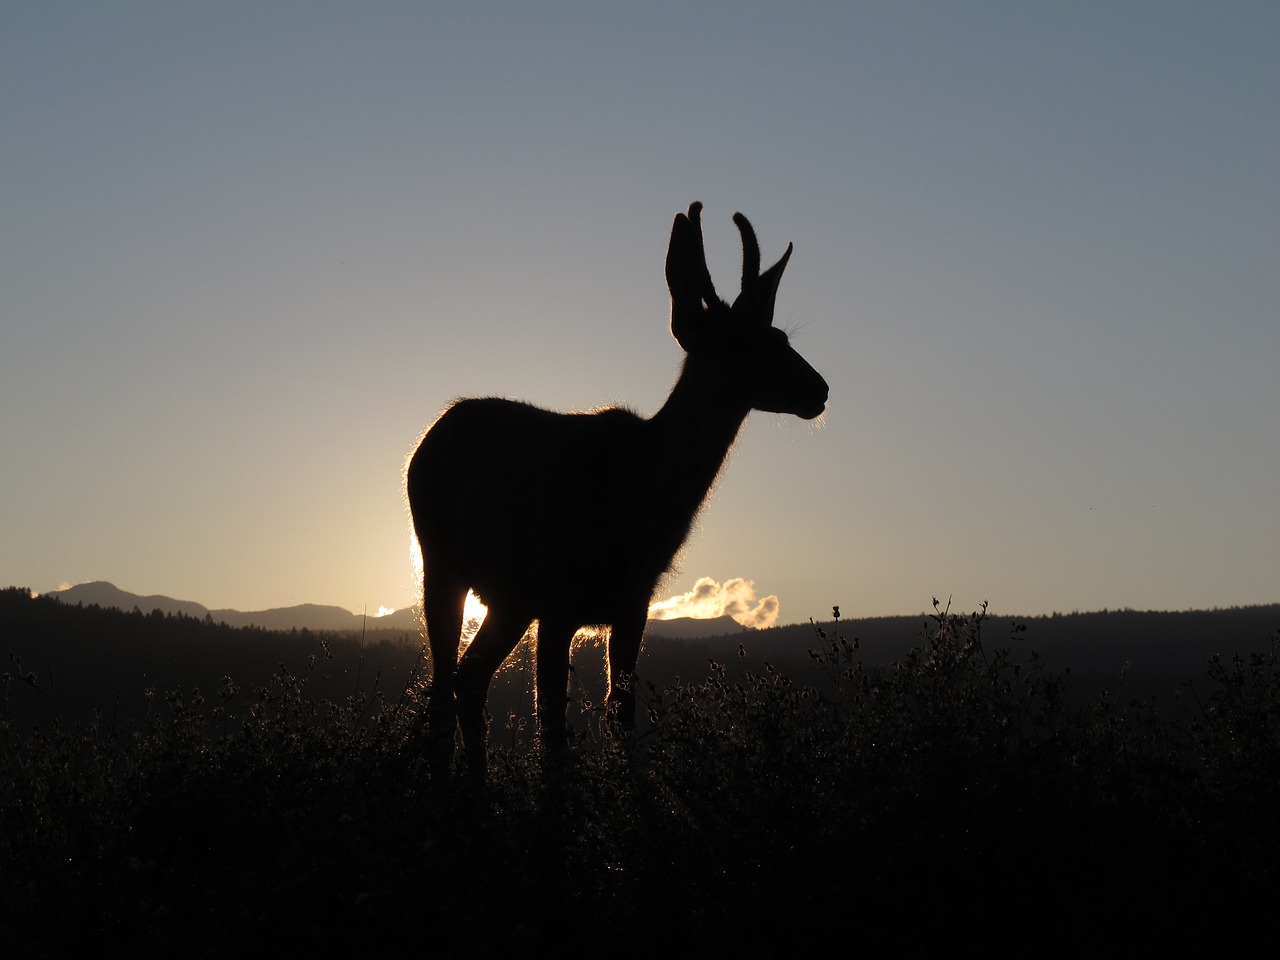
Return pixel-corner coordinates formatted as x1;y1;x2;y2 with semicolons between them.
3;592;1278;954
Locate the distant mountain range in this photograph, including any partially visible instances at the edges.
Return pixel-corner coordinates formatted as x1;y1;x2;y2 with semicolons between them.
42;581;747;638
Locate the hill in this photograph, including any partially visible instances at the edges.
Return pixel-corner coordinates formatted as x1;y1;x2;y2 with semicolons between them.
6;584;1279;737
736;603;1280;678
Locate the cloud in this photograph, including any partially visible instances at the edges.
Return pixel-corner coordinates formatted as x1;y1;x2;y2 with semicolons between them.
648;577;780;629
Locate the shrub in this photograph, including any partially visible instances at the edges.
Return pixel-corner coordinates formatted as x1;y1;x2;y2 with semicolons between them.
3;598;1277;953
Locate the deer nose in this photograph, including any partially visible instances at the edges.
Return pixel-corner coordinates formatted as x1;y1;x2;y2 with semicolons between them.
814;376;830;404
803;379;829;419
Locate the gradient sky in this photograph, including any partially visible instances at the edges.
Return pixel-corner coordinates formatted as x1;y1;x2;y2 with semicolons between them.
3;2;1277;626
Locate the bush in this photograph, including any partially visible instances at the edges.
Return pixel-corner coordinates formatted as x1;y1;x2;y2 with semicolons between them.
3;598;1277;954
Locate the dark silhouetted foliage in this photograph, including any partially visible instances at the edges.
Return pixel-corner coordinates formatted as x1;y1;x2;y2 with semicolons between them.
3;587;1278;953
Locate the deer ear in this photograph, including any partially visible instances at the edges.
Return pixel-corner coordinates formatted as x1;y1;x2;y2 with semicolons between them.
664;208;696;304
666;202;716;351
755;242;792;324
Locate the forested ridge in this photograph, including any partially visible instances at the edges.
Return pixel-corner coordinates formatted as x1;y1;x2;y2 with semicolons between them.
5;586;1278;734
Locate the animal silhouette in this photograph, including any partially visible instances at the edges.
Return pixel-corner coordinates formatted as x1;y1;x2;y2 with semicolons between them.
406;202;828;775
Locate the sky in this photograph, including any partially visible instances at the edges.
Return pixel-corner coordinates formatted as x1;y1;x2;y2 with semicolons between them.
3;2;1277;627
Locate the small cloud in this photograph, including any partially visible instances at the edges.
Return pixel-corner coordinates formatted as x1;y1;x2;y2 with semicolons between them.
648;577;780;629
376;606;397;617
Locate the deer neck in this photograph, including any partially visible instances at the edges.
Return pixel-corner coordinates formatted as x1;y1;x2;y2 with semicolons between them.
648;358;751;499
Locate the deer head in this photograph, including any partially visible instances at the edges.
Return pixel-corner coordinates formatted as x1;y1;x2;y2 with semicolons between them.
665;202;828;420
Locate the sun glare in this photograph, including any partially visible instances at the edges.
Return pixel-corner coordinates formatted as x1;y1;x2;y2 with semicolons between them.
409;536;423;587
461;590;488;643
408;532;489;640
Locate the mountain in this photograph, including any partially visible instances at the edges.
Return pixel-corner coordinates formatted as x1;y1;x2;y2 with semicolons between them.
45;581;416;632
46;581;212;620
42;582;751;637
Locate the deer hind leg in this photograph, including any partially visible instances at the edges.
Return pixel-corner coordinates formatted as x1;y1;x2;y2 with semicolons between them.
533;618;576;757
606;608;647;732
423;566;467;776
455;603;529;778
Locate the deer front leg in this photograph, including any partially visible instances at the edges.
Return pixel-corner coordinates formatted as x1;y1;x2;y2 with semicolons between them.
534;618;574;757
455;604;528;779
606;609;647;732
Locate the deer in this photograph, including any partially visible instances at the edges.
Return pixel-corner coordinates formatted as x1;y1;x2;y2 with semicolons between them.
406;202;828;777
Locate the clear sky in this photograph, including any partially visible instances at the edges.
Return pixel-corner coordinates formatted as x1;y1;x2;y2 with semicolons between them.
3;2;1277;626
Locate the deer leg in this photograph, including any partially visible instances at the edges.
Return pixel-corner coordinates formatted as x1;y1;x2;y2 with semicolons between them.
534;618;574;756
423;567;467;776
606;609;647;731
456;604;528;778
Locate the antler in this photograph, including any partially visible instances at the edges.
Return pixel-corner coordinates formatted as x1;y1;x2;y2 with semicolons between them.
734;212;761;298
731;211;791;324
670;202;792;338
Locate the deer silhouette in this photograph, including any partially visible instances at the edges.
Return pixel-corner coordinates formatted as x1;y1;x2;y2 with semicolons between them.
406;202;828;775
